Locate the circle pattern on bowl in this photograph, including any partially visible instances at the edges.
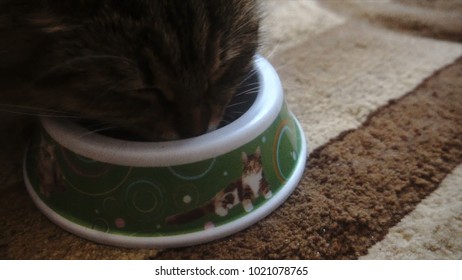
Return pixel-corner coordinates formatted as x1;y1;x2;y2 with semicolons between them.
24;101;304;238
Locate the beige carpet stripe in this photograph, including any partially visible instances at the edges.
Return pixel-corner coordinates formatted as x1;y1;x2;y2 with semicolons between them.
271;21;462;151
322;0;462;42
259;0;345;55
362;164;462;259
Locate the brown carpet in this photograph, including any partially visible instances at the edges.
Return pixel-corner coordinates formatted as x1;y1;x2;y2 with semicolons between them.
1;0;462;259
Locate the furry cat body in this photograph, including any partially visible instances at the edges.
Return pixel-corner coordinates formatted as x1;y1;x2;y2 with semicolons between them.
0;0;259;140
166;147;272;225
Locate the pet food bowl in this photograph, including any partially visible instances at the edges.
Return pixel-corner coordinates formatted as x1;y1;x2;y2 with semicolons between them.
23;56;307;248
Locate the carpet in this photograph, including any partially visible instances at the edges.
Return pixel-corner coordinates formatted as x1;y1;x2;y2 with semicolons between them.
1;0;461;259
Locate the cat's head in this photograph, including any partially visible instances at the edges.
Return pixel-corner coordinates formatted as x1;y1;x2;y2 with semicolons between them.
26;0;260;140
242;146;262;175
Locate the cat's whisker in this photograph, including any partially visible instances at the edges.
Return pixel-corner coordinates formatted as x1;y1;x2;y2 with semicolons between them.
0;109;63;118
262;44;281;60
235;88;258;97
226;111;244;119
0;104;79;119
0;104;68;114
226;101;250;108
219;119;232;125
234;87;259;97
76;125;117;139
237;68;259;87
237;81;260;89
229;111;245;117
239;84;259;92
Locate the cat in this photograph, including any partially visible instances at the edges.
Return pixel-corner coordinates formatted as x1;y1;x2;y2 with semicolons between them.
0;0;260;141
37;136;65;197
166;146;272;225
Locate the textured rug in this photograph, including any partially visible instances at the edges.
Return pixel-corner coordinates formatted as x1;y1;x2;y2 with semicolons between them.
1;0;461;259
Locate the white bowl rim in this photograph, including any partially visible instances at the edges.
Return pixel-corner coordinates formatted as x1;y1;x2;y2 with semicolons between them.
41;56;283;167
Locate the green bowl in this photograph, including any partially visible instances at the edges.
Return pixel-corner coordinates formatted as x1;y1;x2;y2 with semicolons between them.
23;56;307;248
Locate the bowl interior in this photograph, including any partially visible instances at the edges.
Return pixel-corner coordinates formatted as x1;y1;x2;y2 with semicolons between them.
219;68;259;128
40;56;284;167
78;67;259;142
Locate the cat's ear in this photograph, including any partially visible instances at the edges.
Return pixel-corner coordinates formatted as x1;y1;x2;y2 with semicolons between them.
255;146;261;158
242;151;248;163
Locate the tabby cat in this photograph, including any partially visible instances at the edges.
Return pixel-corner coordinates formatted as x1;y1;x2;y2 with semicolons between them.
166;146;272;225
0;0;260;140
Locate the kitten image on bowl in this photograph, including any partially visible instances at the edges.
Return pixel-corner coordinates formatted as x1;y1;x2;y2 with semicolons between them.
23;56;307;248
